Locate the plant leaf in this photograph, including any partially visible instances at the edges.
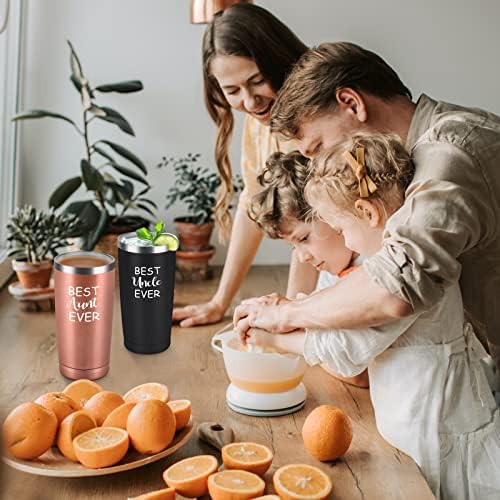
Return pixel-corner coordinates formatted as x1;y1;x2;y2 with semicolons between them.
67;40;85;85
95;80;143;93
138;198;158;209
49;176;82;208
82;208;109;251
81;159;104;191
12;109;77;127
110;163;149;185
137;203;156;218
100;140;147;174
93;106;135;136
93;145;115;163
64;200;100;234
155;220;164;237
136;227;153;241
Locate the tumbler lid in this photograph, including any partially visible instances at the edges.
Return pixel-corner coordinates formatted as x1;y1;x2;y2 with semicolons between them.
54;251;115;275
117;232;179;254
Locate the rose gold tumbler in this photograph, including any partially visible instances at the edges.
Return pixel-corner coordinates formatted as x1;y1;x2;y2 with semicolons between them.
54;251;115;380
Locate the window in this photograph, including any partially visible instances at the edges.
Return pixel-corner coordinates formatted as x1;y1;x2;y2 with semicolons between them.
0;0;23;262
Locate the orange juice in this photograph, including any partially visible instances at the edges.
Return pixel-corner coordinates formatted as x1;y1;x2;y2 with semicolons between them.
230;375;304;393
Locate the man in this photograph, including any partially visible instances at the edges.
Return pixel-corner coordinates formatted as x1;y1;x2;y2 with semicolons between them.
233;42;500;389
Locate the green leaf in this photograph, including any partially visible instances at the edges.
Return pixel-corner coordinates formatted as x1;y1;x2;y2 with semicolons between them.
154;220;164;239
115;179;134;201
67;40;84;84
82;209;109;251
95;80;143;93
64;200;100;235
94;106;135;136
110;163;149;185
12;109;77;127
49;176;82;208
100;140;147;174
93;145;115;163
136;227;153;241
136;203;156;218
81;159;104;191
138;197;158;209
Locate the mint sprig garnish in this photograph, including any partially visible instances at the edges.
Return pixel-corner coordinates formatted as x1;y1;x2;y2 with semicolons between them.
136;220;170;246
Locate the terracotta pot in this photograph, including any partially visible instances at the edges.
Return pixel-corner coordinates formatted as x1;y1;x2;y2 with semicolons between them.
174;217;214;251
12;258;52;289
94;217;147;259
176;246;215;281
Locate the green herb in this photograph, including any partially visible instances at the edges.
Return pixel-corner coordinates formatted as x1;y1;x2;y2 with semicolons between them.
135;220;179;250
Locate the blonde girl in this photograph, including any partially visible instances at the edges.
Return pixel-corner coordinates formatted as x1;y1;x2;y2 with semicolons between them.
249;132;500;500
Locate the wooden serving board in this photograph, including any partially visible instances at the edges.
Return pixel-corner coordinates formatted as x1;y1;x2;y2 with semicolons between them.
1;421;194;478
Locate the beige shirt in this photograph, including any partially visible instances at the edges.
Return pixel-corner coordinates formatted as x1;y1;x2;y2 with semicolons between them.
364;94;500;372
238;114;296;210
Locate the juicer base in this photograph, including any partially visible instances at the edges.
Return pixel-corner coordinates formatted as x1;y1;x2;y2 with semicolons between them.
226;382;306;416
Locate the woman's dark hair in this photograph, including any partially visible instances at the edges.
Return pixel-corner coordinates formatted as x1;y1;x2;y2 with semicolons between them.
202;3;307;240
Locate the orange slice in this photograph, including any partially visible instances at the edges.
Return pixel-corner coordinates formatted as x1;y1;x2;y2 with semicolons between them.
167;399;192;431
222;442;273;476
163;455;218;497
73;427;129;468
63;379;102;407
208;470;266;500
124;382;169;404
254;496;280;500
273;464;333;500
83;391;125;426
102;402;136;430
56;410;96;461
129;487;175;500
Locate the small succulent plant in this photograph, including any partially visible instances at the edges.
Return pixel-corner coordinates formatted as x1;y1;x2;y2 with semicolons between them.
6;205;81;262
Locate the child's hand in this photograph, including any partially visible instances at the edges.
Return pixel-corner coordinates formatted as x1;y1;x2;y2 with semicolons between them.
246;328;277;349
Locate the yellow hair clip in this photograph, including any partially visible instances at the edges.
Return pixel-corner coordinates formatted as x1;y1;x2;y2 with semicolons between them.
343;147;378;198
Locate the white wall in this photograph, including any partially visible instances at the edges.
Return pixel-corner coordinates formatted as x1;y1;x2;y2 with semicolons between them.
17;0;500;264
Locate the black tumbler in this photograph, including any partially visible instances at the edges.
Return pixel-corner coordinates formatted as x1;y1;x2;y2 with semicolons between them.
117;232;177;354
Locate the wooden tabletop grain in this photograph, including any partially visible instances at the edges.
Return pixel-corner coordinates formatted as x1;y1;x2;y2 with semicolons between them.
0;266;434;500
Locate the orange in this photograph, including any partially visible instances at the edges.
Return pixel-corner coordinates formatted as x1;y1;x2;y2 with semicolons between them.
129;488;175;500
273;464;333;500
163;455;218;497
126;399;176;454
124;382;169;404
35;391;81;424
2;402;58;460
254;496;280;499
83;391;125;426
73;426;129;468
63;379;102;407
302;405;352;461
167;399;191;431
56;410;96;461
222;442;273;476
208;470;266;500
102;402;136;430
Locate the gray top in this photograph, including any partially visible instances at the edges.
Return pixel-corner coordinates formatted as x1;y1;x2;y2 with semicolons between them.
117;232;177;254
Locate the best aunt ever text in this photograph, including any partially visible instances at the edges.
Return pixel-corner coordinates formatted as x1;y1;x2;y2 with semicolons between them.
132;266;162;299
68;285;100;323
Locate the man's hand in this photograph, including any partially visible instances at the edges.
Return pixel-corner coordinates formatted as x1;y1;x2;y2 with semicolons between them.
240;292;291;307
245;328;278;349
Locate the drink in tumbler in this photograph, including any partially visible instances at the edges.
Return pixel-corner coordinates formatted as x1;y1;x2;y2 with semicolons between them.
117;232;177;354
54;251;115;380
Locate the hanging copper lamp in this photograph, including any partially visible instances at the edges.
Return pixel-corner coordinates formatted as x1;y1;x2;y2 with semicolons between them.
190;0;253;24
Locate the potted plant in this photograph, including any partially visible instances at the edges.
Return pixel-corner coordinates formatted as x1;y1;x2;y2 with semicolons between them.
12;41;156;256
7;205;80;289
158;153;242;279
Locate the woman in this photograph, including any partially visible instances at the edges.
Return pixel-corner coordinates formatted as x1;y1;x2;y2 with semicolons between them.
173;3;313;327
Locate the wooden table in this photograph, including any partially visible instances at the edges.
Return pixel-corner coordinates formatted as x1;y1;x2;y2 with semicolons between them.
0;266;434;500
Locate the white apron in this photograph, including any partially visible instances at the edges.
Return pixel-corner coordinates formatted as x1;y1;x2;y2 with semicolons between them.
369;323;498;499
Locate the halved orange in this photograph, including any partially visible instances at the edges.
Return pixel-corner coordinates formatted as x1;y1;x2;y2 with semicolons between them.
208;470;266;500
273;464;332;500
102;402;136;430
56;410;96;461
163;455;218;498
254;496;280;499
73;427;129;468
222;442;273;476
124;382;169;404
129;487;175;500
167;399;191;431
63;379;102;407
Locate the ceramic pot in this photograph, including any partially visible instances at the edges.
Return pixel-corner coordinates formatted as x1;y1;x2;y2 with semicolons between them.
12;258;52;289
174;217;214;252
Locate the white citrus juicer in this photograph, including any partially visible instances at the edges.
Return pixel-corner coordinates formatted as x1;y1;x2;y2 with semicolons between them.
211;330;307;416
